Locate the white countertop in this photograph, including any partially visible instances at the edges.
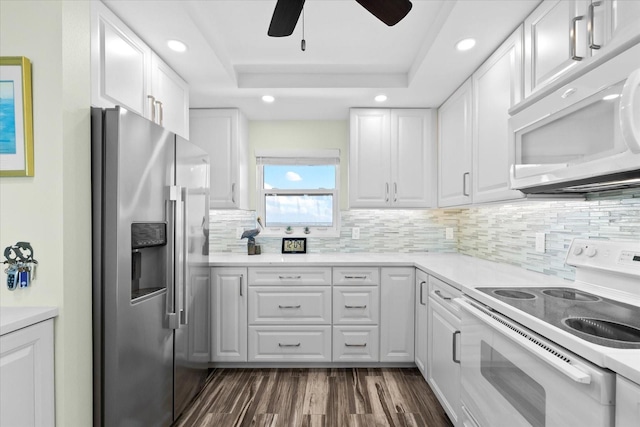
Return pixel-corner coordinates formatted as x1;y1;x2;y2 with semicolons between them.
208;251;640;384
0;306;58;336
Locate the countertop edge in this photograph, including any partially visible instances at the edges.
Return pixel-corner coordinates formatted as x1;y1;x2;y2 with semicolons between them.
0;306;59;336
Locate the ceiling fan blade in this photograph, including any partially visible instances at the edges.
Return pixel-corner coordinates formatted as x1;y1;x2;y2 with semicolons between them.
268;0;306;37
355;0;413;26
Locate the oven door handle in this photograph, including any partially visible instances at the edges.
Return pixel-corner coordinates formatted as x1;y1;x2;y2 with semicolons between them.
457;298;592;384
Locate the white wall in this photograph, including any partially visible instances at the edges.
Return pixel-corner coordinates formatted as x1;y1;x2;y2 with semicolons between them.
0;1;93;425
248;120;349;210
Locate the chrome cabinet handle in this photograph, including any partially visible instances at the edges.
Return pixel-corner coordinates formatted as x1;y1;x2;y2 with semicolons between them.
462;172;470;197
148;95;156;123
345;305;367;309
419;281;426;306
385;183;390;202
435;289;452;301
571;16;584;61
278;343;301;347
452;331;461;364
278;275;302;279
588;2;602;49
239;274;243;297
345;343;367;347
394;182;398;202
344;275;367;280
278;304;301;309
231;183;236;204
155;100;163;126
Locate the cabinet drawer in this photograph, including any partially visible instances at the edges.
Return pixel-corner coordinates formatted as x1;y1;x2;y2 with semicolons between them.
333;287;379;325
333;326;379;362
248;287;331;325
248;326;331;362
333;267;380;286
429;276;462;317
248;267;332;286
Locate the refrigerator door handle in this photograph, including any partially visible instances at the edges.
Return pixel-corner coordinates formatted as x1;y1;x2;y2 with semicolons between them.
179;187;189;326
166;185;182;330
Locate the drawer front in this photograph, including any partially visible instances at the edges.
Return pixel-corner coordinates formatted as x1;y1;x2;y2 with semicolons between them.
248;287;331;325
333;286;379;325
428;276;462;317
248;267;332;286
248;326;331;362
333;326;379;362
333;267;380;286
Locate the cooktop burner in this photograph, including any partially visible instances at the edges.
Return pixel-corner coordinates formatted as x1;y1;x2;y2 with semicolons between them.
478;286;640;349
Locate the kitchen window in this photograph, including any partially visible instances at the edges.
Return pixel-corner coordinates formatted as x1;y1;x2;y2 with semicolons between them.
256;149;340;236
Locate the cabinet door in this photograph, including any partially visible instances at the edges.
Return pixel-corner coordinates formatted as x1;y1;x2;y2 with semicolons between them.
0;320;54;427
390;109;437;208
616;375;640;427
380;267;415;362
438;79;473;207
414;270;429;378
91;1;151;117
427;298;461;426
524;0;590;96
189;109;248;209
211;267;247;361
472;26;525;204
188;267;210;362
349;109;392;208
151;53;189;139
608;0;640;49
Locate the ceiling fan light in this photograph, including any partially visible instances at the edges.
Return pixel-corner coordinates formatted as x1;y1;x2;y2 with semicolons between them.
167;39;188;52
375;94;388;102
456;38;476;51
262;95;275;103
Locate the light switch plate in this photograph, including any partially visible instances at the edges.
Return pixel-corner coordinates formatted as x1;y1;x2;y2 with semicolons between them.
536;233;546;253
352;227;360;239
445;228;454;240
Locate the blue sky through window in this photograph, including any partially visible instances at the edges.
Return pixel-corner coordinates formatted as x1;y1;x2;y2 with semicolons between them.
263;165;335;190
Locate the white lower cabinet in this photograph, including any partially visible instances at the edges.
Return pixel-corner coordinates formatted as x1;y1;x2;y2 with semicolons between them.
248;326;331;362
248;286;331;325
333;326;379;362
188;267;210;362
211;267;247;362
0;319;55;427
414;269;429;379
380;267;415;362
616;375;640;427
333;286;379;325
427;277;462;426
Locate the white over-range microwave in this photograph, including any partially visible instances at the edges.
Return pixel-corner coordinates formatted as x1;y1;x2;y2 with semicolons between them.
509;42;640;194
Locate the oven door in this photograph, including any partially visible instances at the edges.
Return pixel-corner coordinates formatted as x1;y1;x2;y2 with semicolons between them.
457;298;614;427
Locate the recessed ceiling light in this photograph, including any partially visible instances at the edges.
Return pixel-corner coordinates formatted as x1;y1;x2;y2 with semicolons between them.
167;39;187;52
602;94;620;101
456;38;476;51
262;95;275;103
375;94;388;102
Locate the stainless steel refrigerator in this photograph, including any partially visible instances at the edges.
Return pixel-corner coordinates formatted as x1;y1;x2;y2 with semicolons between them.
91;106;210;426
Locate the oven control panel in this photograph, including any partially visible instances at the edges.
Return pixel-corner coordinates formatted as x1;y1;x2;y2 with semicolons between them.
566;238;640;276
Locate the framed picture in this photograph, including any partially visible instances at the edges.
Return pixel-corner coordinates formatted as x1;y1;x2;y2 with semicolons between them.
0;56;34;177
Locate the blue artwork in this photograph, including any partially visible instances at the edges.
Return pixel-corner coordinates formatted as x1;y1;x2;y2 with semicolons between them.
0;81;17;155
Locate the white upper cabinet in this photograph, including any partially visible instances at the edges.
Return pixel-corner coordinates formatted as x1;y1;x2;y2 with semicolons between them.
91;0;151;117
91;1;189;138
187;109;249;209
609;0;640;48
349;108;436;208
472;26;525;204
438;79;473;207
150;53;190;139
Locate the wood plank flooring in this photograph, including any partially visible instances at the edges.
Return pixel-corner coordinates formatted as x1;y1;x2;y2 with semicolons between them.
174;368;453;427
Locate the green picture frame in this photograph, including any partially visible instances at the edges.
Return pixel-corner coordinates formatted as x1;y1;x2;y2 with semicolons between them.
0;56;34;177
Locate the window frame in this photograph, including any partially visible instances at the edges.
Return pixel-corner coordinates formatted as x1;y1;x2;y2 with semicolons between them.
256;149;340;237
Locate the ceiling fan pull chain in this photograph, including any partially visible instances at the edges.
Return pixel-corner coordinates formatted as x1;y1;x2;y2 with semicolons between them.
301;7;306;51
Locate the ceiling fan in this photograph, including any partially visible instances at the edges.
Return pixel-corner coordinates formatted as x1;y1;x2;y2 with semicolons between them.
267;0;413;37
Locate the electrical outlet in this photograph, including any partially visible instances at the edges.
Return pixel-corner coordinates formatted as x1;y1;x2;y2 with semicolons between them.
536;233;546;253
236;227;244;239
445;228;454;240
352;227;360;240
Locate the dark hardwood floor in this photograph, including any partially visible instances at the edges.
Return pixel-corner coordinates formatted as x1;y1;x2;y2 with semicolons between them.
175;368;454;427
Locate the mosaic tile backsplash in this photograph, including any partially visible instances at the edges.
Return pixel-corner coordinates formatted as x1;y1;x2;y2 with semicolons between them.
209;188;640;281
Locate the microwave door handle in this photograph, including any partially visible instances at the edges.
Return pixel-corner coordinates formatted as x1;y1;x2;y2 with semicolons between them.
456;298;592;384
620;68;640;153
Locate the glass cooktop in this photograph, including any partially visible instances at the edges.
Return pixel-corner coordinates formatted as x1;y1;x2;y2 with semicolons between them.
477;287;640;349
